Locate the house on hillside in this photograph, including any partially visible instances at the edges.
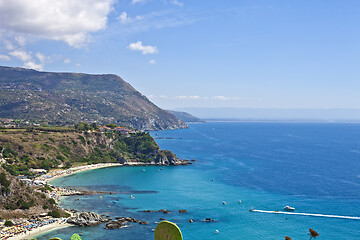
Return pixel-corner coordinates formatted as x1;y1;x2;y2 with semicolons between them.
114;127;131;136
99;126;112;132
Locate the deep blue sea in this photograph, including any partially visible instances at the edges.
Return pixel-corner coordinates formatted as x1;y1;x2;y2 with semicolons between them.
39;122;360;239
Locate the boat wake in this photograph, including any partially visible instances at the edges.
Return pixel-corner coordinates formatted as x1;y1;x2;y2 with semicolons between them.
250;209;360;220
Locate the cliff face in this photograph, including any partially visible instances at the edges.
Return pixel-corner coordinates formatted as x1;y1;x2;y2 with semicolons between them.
0;66;187;131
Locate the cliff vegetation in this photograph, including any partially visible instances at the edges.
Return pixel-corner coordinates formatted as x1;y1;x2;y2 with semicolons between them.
0;124;186;177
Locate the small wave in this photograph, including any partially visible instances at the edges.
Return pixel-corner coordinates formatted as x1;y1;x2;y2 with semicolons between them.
251;209;360;220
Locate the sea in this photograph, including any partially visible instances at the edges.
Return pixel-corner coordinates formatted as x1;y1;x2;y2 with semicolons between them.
38;122;360;239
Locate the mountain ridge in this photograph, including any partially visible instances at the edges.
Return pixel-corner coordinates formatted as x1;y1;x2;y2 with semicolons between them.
0;66;187;131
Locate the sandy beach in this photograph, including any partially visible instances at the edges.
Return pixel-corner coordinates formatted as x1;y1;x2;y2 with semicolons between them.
37;163;123;183
6;222;72;240
0;163;122;240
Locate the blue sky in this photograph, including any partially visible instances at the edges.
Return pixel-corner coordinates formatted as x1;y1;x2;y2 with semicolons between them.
0;0;360;110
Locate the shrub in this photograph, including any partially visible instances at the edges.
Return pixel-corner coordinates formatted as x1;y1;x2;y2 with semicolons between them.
78;136;86;144
48;210;61;218
4;220;14;227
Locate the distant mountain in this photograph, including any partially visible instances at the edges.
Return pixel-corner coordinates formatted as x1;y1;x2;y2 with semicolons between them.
0;66;187;130
167;110;204;123
176;107;360;122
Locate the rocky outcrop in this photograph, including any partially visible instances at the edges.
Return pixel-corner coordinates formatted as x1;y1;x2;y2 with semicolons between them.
67;212;109;226
105;217;148;229
122;150;191;166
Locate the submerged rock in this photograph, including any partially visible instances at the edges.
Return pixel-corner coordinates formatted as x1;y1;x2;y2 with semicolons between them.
67;212;109;226
105;217;148;229
158;209;170;214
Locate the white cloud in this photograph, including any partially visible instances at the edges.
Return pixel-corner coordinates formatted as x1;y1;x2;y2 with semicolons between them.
128;41;158;55
0;0;114;48
23;61;43;71
175;95;202;100
189;95;201;99
114;10;198;34
213;96;228;100
176;96;187;99
117;12;143;24
9;50;32;61
0;55;10;61
149;59;156;64
4;41;14;50
64;58;71;64
118;12;131;24
212;96;241;101
36;52;46;64
15;36;26;46
171;0;183;7
76;63;81;67
132;0;145;4
9;50;49;70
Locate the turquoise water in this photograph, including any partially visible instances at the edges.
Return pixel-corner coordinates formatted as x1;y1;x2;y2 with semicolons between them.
39;122;360;239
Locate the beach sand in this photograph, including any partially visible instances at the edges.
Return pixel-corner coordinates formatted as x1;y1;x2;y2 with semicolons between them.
2;164;123;240
7;223;72;240
40;163;123;183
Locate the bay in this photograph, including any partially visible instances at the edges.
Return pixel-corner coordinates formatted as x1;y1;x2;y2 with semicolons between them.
38;122;360;239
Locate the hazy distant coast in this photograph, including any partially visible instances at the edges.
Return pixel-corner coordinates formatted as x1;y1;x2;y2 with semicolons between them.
176;107;360;123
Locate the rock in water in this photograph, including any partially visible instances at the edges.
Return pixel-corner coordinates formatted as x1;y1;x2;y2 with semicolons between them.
67;212;109;226
105;217;148;229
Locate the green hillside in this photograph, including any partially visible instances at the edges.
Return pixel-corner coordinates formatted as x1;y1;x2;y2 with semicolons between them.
0;126;187;177
0;66;187;130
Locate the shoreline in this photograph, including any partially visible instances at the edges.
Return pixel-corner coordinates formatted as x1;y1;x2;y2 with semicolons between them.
7;222;72;240
18;161;189;239
24;162;177;239
39;161;189;184
0;164;122;240
39;163;123;184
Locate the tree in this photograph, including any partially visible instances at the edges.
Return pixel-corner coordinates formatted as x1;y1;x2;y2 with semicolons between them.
309;228;320;239
4;220;14;226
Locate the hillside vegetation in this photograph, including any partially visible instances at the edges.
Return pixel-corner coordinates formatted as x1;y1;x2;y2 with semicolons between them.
0;125;185;177
0;167;65;218
0;66;187;130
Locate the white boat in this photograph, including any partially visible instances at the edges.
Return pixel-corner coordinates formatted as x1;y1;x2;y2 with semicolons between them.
284;206;295;212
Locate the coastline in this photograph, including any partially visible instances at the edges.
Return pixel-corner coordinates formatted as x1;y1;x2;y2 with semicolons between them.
38;161;190;184
0;164;122;240
39;163;123;184
7;223;72;240
14;161;189;239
